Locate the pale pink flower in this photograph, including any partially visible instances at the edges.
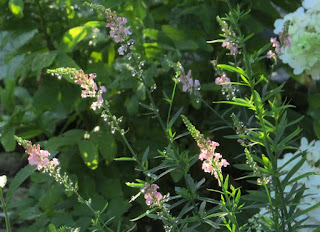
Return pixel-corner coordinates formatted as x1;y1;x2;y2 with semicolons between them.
141;184;163;206
105;10;130;44
215;75;230;85
23;141;59;171
197;138;229;186
28;151;40;166
179;66;200;93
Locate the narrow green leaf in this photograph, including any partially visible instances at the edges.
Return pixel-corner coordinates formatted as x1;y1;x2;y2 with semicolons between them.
217;64;248;77
130;208;157;221
204;212;228;219
282;157;306;186
114;157;136;161
142;146;150;163
125;182;144;188
168;107;183;129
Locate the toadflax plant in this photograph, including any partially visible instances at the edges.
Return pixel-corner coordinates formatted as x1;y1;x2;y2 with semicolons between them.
207;0;320;231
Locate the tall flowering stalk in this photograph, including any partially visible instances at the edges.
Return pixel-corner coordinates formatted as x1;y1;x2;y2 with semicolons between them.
181;115;243;231
14;136;112;231
15;136;77;192
181;115;229;186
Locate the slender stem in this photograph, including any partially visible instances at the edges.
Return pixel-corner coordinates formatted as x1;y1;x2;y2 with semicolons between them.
0;189;11;232
142;78;167;135
106;110;144;170
35;0;55;50
75;192;109;231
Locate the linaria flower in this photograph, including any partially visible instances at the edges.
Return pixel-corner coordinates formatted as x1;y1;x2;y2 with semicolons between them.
182;116;229;186
141;184;163;207
179;66;200;93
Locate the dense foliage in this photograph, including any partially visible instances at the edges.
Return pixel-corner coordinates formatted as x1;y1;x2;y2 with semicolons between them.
1;0;320;231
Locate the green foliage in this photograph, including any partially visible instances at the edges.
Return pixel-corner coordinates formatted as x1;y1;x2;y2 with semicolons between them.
1;0;319;231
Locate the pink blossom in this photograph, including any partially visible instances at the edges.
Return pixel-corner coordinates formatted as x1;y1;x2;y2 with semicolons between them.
179;66;200;93
23;141;59;171
215;75;230;85
220;27;239;55
105;9;130;44
28;151;40;165
202;160;214;173
141;183;163;206
197;137;229;186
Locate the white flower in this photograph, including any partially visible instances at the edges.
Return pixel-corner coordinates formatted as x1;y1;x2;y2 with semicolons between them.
0;175;7;188
273;0;320;80
303;0;320;11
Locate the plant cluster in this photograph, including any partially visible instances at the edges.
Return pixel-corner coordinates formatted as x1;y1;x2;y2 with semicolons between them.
1;0;320;231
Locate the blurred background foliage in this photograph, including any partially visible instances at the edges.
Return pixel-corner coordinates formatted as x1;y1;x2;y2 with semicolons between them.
0;0;318;231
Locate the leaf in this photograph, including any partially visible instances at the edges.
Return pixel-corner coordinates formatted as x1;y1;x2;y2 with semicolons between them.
78;140;99;170
142;146;150;163
83;21;107;28
55;52;80;69
127;94;139;115
130;208;157;221
17;129;43;139
204;212;228;219
91;130;117;163
6;165;37;203
114;157;136;161
161;25;185;42
59;26;87;52
168;107;183;129
46;129;85;151
143;29;159;40
8;0;24;18
134;0;147;20
1;125;16;152
217;64;248;77
282;157;306;187
32;51;58;72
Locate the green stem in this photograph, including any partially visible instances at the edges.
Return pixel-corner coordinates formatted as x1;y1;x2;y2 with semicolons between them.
75;192;111;231
35;0;55;50
106;110;144;170
0;189;11;232
142;78;167;136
